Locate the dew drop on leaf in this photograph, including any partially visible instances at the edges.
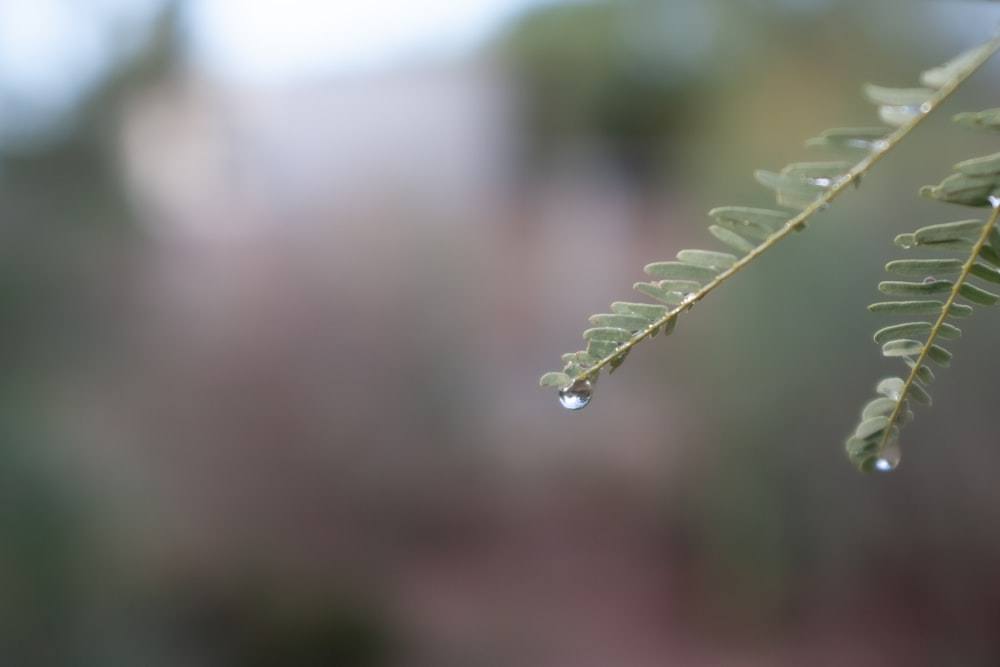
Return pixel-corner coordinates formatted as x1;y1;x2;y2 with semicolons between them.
879;104;923;126
558;378;594;411
874;458;896;472
922;276;936;284
874;441;901;472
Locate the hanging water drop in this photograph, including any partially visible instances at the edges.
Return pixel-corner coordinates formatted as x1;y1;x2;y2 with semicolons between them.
558;378;594;410
873;457;897;472
989;195;1000;209
873;441;901;472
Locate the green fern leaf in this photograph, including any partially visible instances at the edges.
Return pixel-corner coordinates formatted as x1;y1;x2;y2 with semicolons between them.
905;360;936;385
610;301;669;319
867;300;948;315
953;108;1000;132
708;206;788;230
644;262;719;283
895;233;973;251
847;150;1000;471
884;258;965;275
676;249;738;271
958;282;1000;305
953;152;1000;177
925;345;953;366
921;41;996;88
542;32;1000;411
862;84;935;107
967;262;1000;283
880;339;925;357
753;168;831;210
540;372;572;388
582;327;634;343
806;127;890;154
588;313;653;330
877;280;954;296
705;225;755;253
920;173;1000;207
862;397;897;420
912;219;987;243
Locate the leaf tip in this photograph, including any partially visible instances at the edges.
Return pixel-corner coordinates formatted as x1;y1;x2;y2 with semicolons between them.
539;372;572;389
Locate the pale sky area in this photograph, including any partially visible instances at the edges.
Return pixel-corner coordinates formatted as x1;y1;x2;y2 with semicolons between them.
184;0;553;83
0;0;994;147
0;0;554;143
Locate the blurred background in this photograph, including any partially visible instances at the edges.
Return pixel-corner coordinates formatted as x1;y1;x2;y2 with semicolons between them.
3;0;1000;664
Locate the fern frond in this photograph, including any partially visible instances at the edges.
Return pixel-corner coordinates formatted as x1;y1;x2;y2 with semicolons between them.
541;33;1000;409
847;151;1000;472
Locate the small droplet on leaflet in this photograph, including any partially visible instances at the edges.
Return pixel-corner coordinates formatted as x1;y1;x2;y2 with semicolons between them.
558;378;594;411
878;104;925;126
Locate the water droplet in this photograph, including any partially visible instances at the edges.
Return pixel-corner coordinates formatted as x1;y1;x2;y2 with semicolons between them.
844;138;887;153
878;379;903;401
922;276;936;284
989;195;1000;209
558;378;594;410
874;441;901;472
806;176;833;188
873;458;896;472
681;292;697;309
899;241;914;249
919;102;932;114
879;104;922;126
845;138;873;150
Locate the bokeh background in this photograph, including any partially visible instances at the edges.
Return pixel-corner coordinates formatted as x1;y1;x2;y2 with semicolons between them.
3;0;1000;665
